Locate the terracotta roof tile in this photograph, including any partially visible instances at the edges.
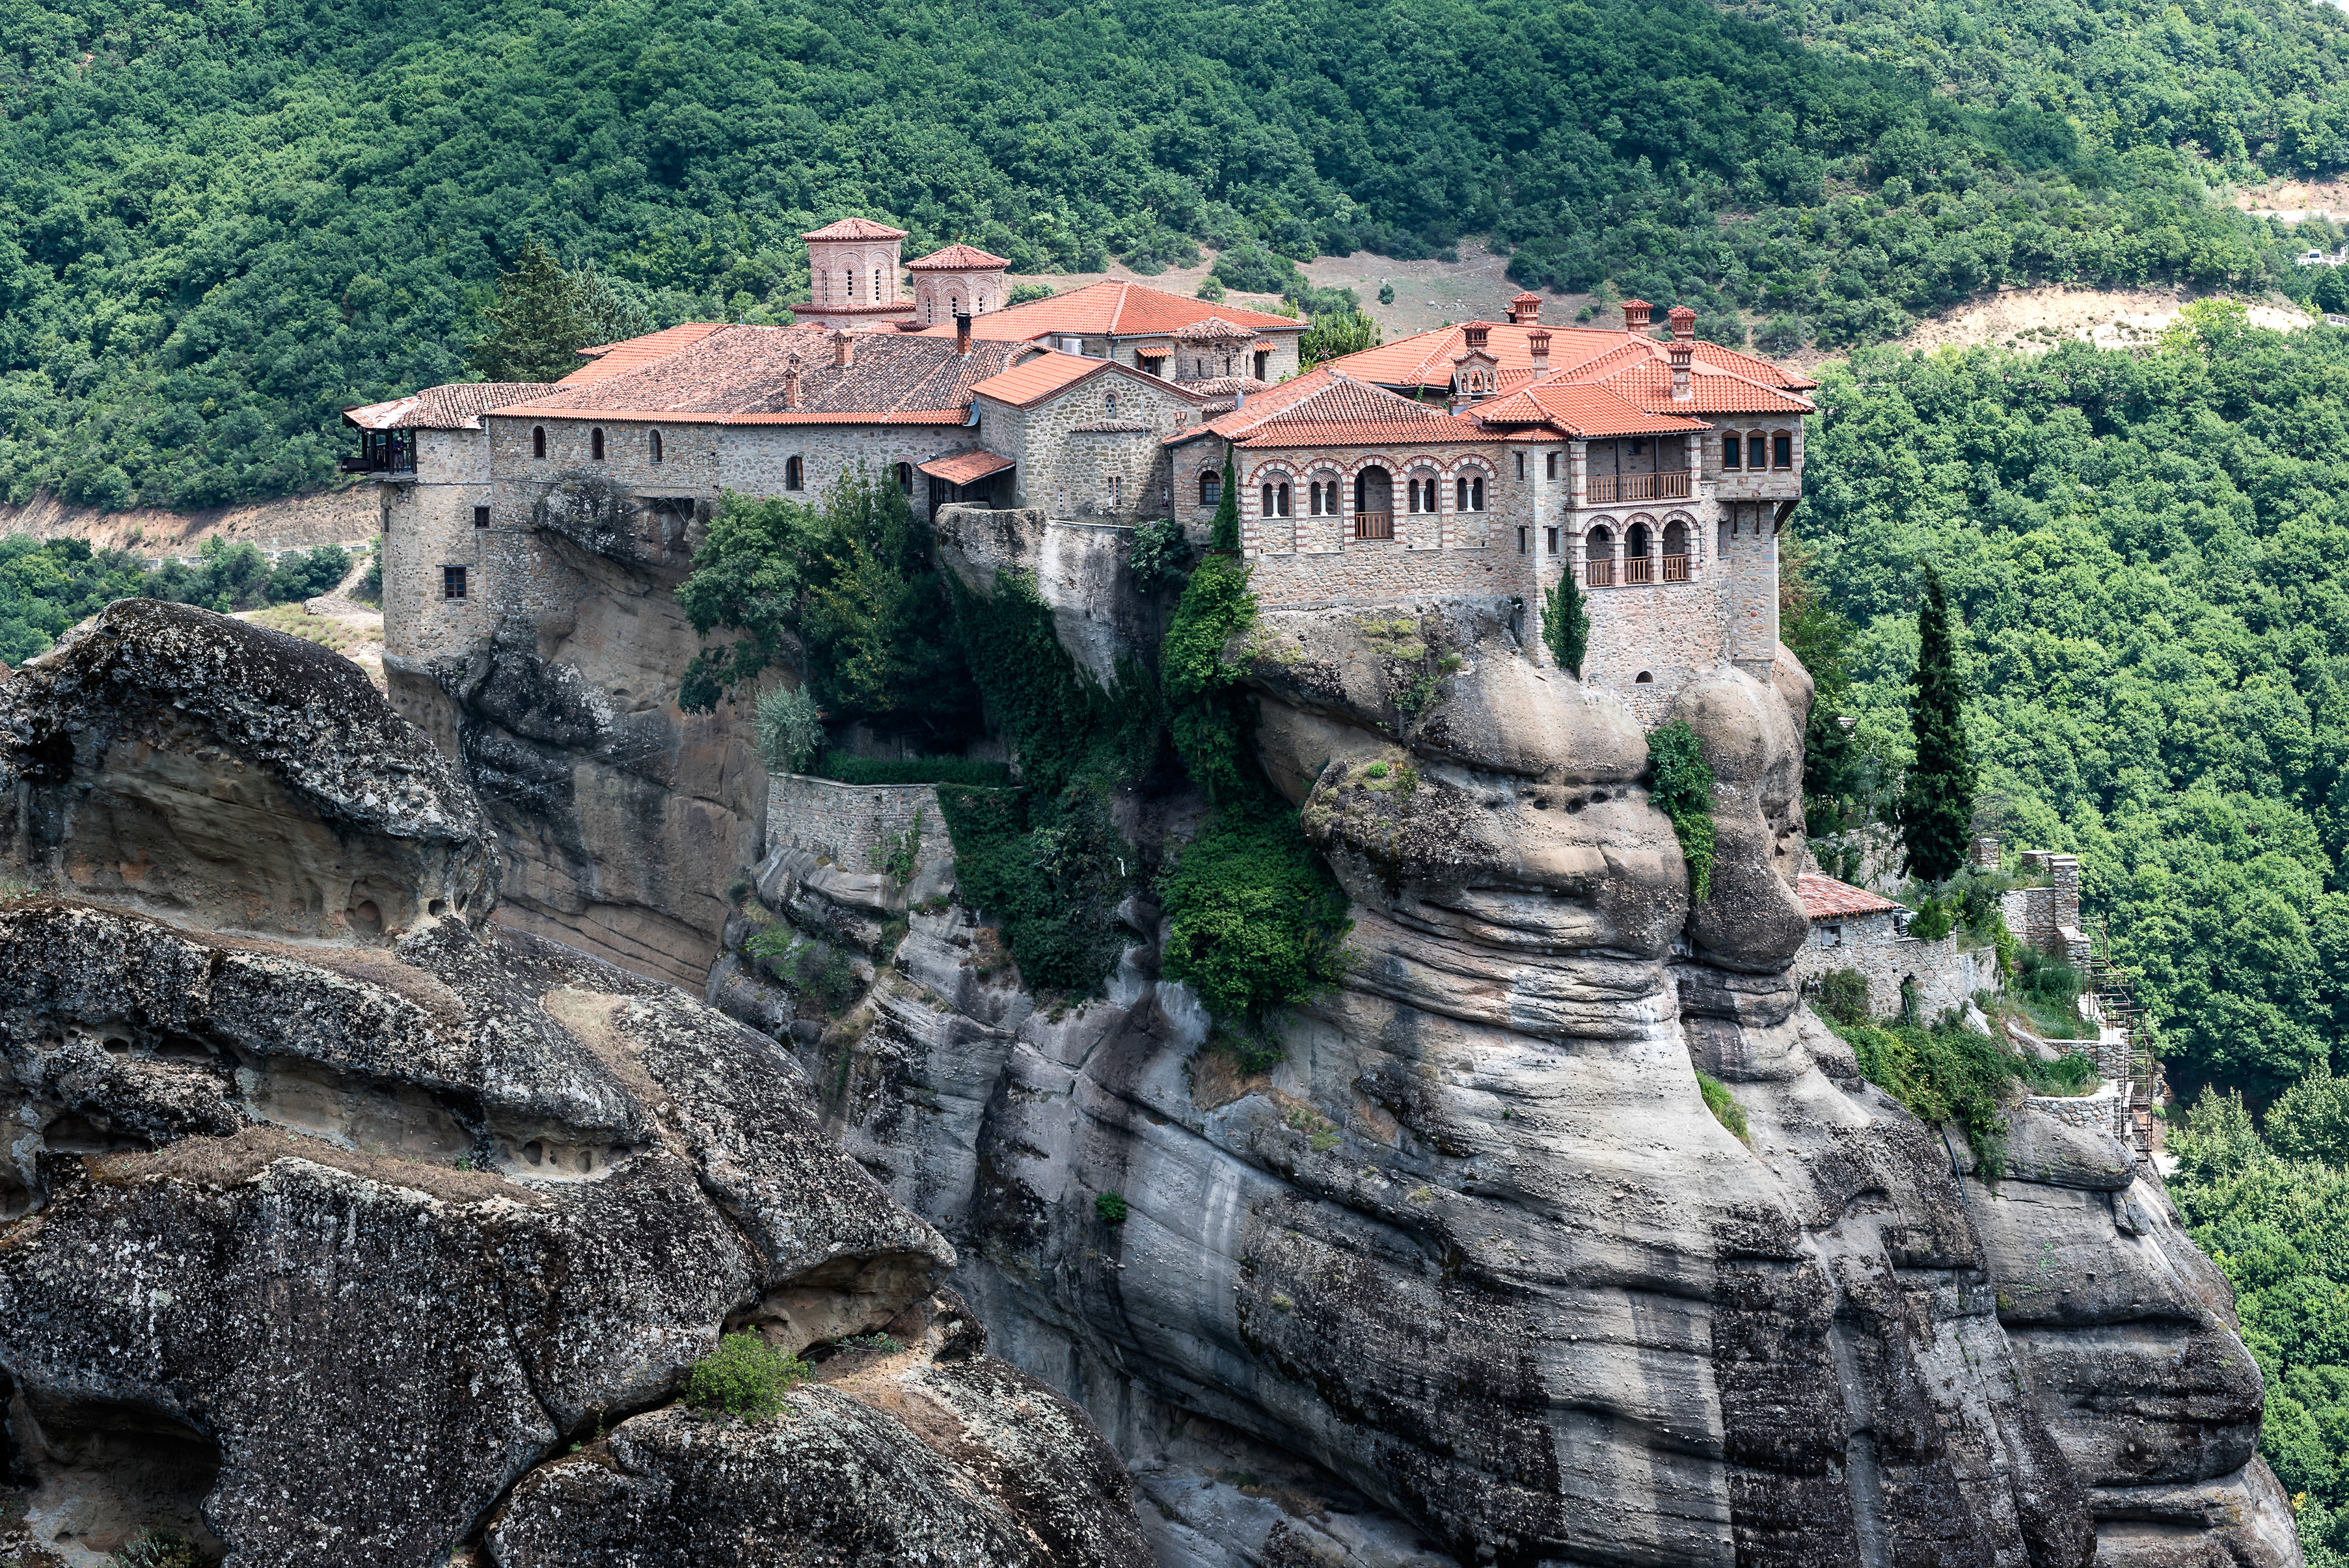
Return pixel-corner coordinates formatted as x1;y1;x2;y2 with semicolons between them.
503;324;1024;423
1172;370;1477;449
803;217;908;240
1797;874;1901;919
906;243;1011;271
1176;316;1258;344
1598;360;1815;415
913;280;1303;344
1468;384;1708;438
1327;321;1812;395
343;382;561;431
918;450;1015;483
564;323;728;383
966;351;1107;407
1069;419;1151;433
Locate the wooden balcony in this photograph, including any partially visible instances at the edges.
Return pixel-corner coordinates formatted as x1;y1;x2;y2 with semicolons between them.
1586;558;1614;586
1585;471;1692;505
1585;554;1694;586
1353;510;1393;541
1624;556;1655;584
1663;553;1690;582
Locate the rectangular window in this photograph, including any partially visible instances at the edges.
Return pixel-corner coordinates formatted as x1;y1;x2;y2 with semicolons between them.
1518;526;1527;553
473;505;489;529
1723;436;1742;470
1253;351;1270;380
1546;527;1558;556
1629;439;1646;457
1773;434;1793;469
442;565;467;601
1515;452;1526;480
1547;452;1558;480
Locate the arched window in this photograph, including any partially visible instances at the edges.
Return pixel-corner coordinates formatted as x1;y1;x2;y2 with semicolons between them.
1353;466;1392;539
590;427;605;461
1635;671;1655;684
1472;476;1485;511
895;462;912;493
1263;481;1275;518
786;456;805;491
1200;470;1221;508
1278;483;1291;517
1105;392;1119;418
1627;520;1651;557
532;427;546;459
1663;518;1690;580
1586;525;1615;586
649;430;664;464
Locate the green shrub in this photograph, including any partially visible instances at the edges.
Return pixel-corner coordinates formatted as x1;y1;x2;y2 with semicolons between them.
1161;552;1257;798
1645;721;1717;902
1095;1191;1130;1224
2015;946;2082;1007
812;753;1012;787
1812;967;1871;1025
1907;893;1955;941
1696;1071;1750;1141
1159;789;1352;1033
683;1332;809;1422
1830;1015;2054;1174
1543;573;1590;678
744;927;862;1016
107;1528;206;1568
754;683;824;774
1128;515;1193;591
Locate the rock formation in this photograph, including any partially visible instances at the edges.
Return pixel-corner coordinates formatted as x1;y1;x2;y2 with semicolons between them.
0;601;1148;1567
709;530;2299;1568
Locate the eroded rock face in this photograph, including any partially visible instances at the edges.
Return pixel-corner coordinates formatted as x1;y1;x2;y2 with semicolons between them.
0;599;495;939
0;610;1145;1568
742;596;2294;1567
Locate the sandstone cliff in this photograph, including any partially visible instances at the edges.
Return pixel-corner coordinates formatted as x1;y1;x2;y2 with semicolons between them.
0;601;1148;1567
709;522;2298;1568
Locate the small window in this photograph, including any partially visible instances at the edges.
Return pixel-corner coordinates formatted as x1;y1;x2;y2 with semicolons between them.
873;267;882;301
1823;923;1845;949
1106;392;1119;418
650;430;663;463
1254;350;1270;380
590;427;605;460
1262;482;1275;517
1635;671;1653;684
1108;474;1122;508
1517;526;1527;552
1546;526;1558;556
473;505;489;529
1629;439;1646;457
1515;452;1526;480
1547;451;1558;480
1773;433;1793;469
1278;482;1291;517
1456;477;1467;512
442;565;467;601
896;462;912;493
1471;476;1485;511
977;293;987;312
532;427;545;459
786;455;804;491
1723;435;1742;470
1201;471;1221;508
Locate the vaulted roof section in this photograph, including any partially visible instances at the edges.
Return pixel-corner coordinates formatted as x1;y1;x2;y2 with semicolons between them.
803;217;908;241
502;325;1024;424
908;243;1011;271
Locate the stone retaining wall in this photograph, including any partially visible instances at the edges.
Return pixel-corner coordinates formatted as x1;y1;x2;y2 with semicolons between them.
765;773;953;884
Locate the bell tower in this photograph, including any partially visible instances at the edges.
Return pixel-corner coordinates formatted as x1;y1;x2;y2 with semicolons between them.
907;243;1013;327
792;218;916;331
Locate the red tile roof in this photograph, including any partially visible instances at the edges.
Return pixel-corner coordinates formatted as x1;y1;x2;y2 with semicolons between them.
913;279;1303;344
502;324;1024;424
1171;369;1476;450
1326;321;1815;396
907;244;1011;271
966;351;1109;407
1797;874;1900;920
1467;384;1709;439
343;382;561;431
918;450;1015;483
565;323;727;383
804;217;908;241
1602;360;1816;415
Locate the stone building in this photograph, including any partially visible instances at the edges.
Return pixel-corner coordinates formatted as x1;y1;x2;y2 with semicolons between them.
790;217;919;331
913;278;1305;381
906;243;1012;327
1790;871;1994;1021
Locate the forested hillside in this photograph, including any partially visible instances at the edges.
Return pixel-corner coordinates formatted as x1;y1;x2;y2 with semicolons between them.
0;0;2341;510
1799;303;2349;1100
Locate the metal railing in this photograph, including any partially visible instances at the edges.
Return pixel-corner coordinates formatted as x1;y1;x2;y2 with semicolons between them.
1353;510;1393;541
1586;471;1692;504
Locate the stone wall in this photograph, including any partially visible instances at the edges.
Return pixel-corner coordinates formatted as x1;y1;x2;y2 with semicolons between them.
765;774;951;885
379;427;496;662
720;422;971;521
980;366;1197;523
1791;910;1998;1020
2005;852;2087;961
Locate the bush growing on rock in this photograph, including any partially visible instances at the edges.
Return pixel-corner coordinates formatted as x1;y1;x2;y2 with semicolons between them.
1695;1072;1749;1142
1812;967;1871;1024
754;683;824;774
684;1332;810;1422
1094;1191;1129;1225
1645;720;1717;901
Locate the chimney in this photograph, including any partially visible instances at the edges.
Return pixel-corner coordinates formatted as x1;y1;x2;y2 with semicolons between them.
831;329;854;369
783;353;802;411
1508;290;1543;325
955;309;971;355
1463;322;1490;350
1620;299;1651;333
1668;338;1692;402
1667;304;1696;341
1528;329;1551;372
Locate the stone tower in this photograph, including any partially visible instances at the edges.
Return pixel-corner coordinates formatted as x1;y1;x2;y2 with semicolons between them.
793;217;916;331
906;243;1012;327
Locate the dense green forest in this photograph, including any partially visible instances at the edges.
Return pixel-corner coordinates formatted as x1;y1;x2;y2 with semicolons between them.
0;535;348;661
0;0;2342;509
1799;304;2349;1100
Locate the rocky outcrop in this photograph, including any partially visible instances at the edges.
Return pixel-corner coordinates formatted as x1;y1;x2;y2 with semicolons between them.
728;589;2296;1567
0;607;1145;1568
0;599;495;939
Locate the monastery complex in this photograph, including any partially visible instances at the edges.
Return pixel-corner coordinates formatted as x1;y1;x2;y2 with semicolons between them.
346;216;1815;717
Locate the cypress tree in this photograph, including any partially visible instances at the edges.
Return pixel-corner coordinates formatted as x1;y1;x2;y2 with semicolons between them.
468;239;591;383
1210;448;1240;552
1543;571;1589;678
1897;568;1977;881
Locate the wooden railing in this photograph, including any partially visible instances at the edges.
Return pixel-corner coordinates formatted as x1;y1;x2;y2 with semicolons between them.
1586;471;1692;504
1353;510;1393;541
1586;554;1694;586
